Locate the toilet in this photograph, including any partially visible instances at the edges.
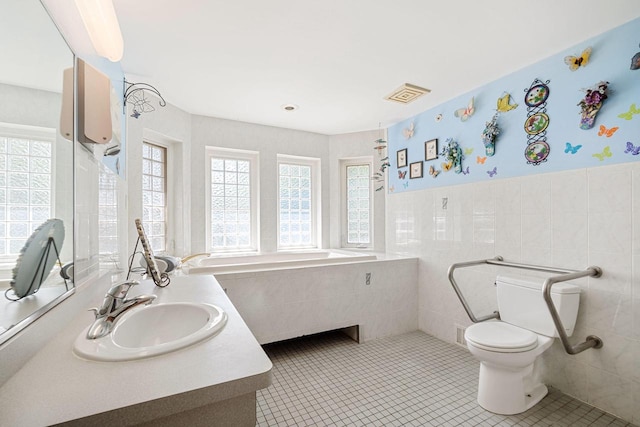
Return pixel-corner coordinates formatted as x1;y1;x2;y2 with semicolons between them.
464;275;581;415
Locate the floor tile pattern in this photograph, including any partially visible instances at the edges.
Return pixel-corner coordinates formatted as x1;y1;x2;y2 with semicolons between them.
256;331;635;427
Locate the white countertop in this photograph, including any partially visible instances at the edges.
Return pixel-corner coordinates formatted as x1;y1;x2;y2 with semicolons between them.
0;274;272;426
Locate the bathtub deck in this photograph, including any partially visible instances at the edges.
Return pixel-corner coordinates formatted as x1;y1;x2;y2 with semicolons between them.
257;331;634;427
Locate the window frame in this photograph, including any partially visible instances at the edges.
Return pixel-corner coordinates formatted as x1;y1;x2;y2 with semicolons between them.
205;147;260;253
276;154;321;251
340;157;374;249
0;123;57;266
141;141;168;253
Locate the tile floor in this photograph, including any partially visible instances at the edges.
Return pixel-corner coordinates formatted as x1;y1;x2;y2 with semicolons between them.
256;331;636;427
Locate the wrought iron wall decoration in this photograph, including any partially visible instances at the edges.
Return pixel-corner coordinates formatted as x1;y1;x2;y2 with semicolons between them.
124;81;167;118
523;78;551;165
372;137;390;192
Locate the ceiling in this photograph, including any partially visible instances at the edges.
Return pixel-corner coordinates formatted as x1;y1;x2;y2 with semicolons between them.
115;1;639;135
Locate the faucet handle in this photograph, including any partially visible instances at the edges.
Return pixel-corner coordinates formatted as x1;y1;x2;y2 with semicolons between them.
106;280;139;299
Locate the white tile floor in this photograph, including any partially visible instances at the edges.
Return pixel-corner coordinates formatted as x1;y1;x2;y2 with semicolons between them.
256;331;636;427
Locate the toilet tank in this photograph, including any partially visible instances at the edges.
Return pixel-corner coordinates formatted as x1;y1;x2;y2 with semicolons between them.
496;275;581;337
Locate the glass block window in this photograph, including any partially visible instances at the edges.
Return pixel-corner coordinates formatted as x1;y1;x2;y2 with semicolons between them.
0;135;53;257
207;148;258;252
346;163;371;245
277;156;319;249
142;142;166;252
98;169;119;257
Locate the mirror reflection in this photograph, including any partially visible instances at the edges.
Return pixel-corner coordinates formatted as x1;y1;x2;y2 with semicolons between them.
0;0;74;340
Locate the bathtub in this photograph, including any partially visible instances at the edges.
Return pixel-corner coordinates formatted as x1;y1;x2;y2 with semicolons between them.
185;249;377;275
184;249;418;345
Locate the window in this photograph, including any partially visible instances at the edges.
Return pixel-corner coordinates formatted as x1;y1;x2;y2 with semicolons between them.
277;155;320;249
98;169;118;257
0;131;54;261
206;148;259;252
342;159;372;247
142;142;167;252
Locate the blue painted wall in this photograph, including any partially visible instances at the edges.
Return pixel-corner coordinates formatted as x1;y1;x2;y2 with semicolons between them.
388;17;640;193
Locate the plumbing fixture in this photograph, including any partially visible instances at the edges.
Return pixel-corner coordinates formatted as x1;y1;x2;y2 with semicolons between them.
86;280;156;339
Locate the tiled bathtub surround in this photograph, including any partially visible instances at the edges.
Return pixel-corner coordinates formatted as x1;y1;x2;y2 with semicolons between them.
257;331;634;426
214;256;418;344
386;162;640;423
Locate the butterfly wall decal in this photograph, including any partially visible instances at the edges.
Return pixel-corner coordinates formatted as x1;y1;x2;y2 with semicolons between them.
464;147;474;156
476;156;487;164
389;185;395;193
598;125;619;137
564;46;592;71
496;93;518;113
428;165;440;178
486;167;498;178
403;122;415;139
461;166;470;175
624;141;640;155
403;181;409;189
564;142;582;154
592;146;612;161
618;103;640;120
454;97;475;122
441;161;453;172
398;170;407;179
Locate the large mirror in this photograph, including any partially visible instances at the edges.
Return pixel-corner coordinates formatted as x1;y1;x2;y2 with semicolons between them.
0;0;75;344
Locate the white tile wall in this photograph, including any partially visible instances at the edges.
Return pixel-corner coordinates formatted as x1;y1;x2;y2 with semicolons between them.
386;162;640;424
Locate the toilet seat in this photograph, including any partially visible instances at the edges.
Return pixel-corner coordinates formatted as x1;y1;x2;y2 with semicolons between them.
465;322;538;353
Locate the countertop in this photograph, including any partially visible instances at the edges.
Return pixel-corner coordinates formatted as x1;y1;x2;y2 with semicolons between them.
0;274;273;426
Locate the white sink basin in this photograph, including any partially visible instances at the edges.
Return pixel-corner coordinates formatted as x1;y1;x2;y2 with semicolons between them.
73;302;227;361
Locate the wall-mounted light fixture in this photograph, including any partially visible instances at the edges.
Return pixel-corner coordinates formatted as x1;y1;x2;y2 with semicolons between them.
74;0;124;62
124;81;167;118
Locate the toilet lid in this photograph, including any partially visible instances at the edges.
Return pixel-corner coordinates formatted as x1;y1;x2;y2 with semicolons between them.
465;322;538;353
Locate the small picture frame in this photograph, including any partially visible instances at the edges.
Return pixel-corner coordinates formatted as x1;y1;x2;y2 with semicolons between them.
397;149;408;168
410;161;423;179
425;138;438;161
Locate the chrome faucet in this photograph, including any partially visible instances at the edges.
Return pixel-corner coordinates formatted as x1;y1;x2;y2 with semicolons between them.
86;280;157;339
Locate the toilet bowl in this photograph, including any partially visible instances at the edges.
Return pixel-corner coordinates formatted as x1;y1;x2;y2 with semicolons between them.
463;276;581;415
465;321;553;414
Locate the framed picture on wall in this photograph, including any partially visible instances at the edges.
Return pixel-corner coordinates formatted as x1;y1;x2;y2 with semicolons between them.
397;149;408;168
410;161;423;179
425;139;438;161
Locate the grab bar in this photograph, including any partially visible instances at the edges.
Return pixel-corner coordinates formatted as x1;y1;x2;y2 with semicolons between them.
447;256;604;354
447;256;503;323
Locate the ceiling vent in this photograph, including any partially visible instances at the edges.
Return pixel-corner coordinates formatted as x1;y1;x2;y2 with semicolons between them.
385;83;431;104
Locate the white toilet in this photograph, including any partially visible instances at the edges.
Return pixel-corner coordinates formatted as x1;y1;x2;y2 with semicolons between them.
464;275;581;415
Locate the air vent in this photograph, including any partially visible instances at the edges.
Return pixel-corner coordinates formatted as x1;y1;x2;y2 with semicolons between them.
385;83;431;104
455;324;467;348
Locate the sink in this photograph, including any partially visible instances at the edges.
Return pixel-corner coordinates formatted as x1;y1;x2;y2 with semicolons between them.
73;302;227;361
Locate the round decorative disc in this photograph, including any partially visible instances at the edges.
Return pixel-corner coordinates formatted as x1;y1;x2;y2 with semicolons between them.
10;219;65;299
524;141;550;164
524;112;550;135
524;84;550;107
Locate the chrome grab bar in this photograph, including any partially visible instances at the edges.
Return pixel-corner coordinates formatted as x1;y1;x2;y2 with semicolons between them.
447;256;604;354
447;256;503;323
542;268;603;354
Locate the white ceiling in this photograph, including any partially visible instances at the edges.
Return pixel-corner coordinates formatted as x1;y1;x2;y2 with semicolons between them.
115;1;639;135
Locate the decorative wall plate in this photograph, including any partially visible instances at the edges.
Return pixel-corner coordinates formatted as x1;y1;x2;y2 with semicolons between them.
524;141;550;165
523;78;551;165
525;83;550;107
524;113;550;135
